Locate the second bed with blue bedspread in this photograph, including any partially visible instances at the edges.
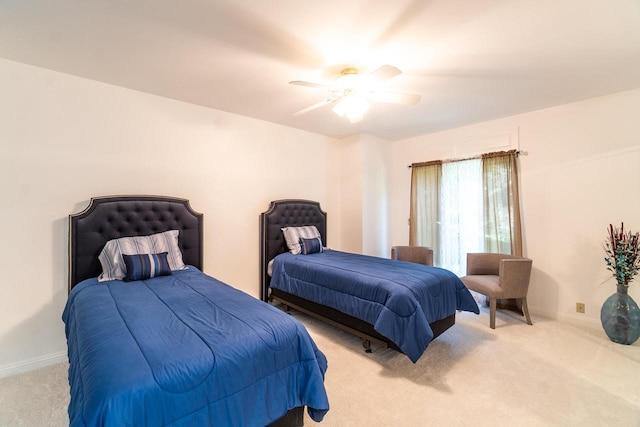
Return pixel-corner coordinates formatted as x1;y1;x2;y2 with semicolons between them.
271;250;479;363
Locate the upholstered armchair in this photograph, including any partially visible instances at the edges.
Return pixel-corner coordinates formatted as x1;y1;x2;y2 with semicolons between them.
390;246;434;266
461;253;533;329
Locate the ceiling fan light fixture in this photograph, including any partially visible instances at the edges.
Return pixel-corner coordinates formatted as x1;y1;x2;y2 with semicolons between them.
335;68;364;93
332;94;370;123
290;64;418;121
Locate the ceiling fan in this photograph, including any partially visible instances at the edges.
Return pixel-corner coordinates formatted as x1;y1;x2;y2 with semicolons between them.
289;65;421;123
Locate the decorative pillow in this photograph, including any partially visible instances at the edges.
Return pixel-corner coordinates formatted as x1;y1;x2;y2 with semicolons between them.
122;252;171;282
282;226;321;255
98;230;186;282
299;237;323;255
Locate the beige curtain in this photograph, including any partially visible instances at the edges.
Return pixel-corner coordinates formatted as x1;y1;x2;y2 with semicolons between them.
482;150;523;256
409;161;441;262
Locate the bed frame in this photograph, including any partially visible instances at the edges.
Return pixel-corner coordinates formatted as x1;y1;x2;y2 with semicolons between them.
68;195;304;427
259;199;455;354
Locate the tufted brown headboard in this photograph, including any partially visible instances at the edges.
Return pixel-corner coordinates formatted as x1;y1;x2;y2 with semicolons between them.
68;195;203;292
259;199;327;302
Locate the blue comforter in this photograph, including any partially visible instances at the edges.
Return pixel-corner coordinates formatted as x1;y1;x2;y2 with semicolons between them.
62;267;329;426
271;250;479;363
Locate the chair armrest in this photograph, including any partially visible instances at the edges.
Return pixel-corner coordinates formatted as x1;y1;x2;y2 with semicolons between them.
466;253;502;275
499;258;533;297
391;246;434;266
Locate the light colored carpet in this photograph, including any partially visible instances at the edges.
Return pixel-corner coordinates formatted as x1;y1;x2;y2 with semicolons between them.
1;306;639;426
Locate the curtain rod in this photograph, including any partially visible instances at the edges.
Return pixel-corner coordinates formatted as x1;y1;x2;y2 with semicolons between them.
408;150;526;168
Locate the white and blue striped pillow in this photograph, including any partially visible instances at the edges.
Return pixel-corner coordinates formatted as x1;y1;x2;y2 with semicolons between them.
299;237;323;255
122;252;171;282
98;230;186;282
282;226;321;255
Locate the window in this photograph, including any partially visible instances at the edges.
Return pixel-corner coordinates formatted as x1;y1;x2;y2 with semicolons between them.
410;150;522;276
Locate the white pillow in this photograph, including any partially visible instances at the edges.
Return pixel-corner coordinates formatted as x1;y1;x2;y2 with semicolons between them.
98;230;186;282
281;226;321;255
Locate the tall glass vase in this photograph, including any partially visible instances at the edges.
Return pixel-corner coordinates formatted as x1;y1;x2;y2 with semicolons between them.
600;283;640;345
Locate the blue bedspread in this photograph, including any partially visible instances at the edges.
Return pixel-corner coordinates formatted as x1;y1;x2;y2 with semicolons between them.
62;267;329;426
271;250;479;363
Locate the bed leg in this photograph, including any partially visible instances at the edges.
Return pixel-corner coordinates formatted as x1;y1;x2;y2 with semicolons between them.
362;339;372;353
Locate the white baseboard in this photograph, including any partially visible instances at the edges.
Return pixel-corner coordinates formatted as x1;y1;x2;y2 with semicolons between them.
0;351;68;380
529;306;602;330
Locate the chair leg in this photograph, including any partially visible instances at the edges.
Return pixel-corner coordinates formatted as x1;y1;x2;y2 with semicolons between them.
489;298;497;329
521;298;533;325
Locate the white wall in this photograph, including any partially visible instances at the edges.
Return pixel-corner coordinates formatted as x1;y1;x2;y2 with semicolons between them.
337;134;391;257
338;135;363;253
361;135;391;257
390;88;640;326
0;58;342;377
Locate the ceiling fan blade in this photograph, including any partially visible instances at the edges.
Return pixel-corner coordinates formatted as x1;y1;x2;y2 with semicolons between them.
370;65;402;81
369;91;421;105
289;80;330;89
292;98;338;116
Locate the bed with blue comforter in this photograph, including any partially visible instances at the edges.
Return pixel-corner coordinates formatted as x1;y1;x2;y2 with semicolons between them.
271;250;479;363
63;267;329;426
260;199;480;363
66;196;329;427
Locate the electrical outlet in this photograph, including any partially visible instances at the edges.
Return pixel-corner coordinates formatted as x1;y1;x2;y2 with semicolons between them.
576;302;585;314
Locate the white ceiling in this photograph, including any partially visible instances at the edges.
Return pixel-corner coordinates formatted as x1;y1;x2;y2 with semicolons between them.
1;0;639;141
